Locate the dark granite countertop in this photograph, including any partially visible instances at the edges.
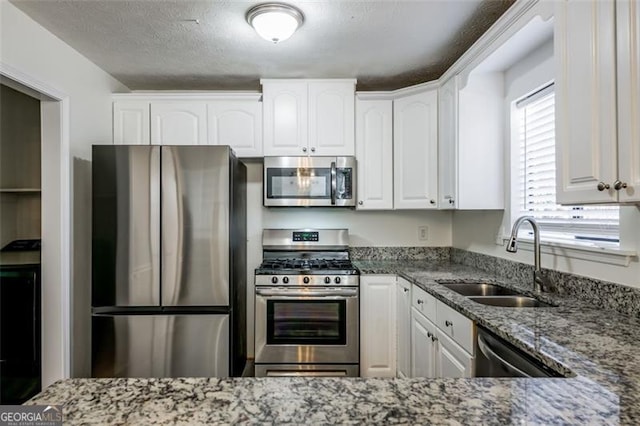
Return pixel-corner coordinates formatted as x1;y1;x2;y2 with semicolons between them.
27;260;640;424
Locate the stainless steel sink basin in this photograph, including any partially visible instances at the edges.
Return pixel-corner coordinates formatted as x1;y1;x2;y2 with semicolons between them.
438;282;521;297
468;296;556;308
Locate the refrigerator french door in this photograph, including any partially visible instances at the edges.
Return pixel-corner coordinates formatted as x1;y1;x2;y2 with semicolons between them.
92;145;246;378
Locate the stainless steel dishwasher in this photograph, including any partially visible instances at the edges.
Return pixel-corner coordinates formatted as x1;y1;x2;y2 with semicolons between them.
475;326;563;378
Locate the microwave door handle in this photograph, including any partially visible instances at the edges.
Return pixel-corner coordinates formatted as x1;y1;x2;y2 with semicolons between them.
331;161;337;205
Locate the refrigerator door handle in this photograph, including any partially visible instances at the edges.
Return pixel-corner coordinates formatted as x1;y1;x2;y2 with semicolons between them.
150;146;161;305
161;147;184;306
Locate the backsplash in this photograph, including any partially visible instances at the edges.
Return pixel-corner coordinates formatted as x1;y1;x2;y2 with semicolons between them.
349;247;450;262
451;248;640;318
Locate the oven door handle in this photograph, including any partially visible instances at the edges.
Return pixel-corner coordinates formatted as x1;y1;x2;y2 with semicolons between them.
255;288;358;298
330;161;337;205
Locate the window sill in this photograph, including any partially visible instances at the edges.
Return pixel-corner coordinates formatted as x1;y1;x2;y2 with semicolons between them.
495;236;637;266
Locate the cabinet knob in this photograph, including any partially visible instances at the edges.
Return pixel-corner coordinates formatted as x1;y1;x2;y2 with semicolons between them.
429;200;436;205
358;201;363;205
445;320;453;327
302;147;307;153
449;199;455;204
427;331;432;338
417;299;424;305
311;147;316;152
431;335;438;342
613;180;628;191
403;288;409;293
597;182;610;191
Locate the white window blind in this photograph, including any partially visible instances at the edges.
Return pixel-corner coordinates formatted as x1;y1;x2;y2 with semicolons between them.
515;85;619;244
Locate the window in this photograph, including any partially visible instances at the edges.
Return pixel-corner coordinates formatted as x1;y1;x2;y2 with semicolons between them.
514;84;619;245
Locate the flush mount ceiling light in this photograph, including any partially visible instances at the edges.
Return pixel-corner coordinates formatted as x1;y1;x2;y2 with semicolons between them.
246;3;304;44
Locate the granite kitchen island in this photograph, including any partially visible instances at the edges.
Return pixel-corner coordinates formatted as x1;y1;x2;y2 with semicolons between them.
27;261;640;424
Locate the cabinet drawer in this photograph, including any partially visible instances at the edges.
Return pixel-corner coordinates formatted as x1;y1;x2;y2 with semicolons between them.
435;301;474;354
411;285;436;322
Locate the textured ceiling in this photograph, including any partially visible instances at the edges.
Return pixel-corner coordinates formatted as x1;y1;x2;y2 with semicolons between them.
10;0;515;91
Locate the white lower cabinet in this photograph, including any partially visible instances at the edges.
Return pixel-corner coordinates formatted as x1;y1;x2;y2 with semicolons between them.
410;307;438;378
396;278;412;378
409;283;475;378
360;275;397;377
437;330;473;378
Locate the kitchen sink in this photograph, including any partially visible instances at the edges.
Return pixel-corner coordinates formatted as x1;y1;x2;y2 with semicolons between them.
438;282;522;297
468;296;557;308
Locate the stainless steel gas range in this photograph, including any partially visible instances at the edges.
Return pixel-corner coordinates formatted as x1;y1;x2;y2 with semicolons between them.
254;229;360;377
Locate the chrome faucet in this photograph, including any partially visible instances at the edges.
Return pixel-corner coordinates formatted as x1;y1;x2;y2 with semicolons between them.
506;216;551;293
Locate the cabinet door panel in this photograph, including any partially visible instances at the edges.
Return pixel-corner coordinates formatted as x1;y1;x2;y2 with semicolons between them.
208;101;263;157
396;278;412;378
263;83;308;155
309;82;355;156
356;99;393;209
113;101;150;145
360;276;396;377
394;90;439;209
438;78;457;209
437;331;473;378
617;0;640;202
151;102;207;145
555;0;617;204
410;308;437;378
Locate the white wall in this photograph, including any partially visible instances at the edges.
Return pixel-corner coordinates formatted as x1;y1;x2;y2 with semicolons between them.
1;1;128;384
452;40;640;289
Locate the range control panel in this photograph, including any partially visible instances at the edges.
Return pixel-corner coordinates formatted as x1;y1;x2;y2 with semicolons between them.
292;231;319;242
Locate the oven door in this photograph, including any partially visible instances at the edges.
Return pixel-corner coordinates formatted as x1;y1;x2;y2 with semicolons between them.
263;156;355;207
255;287;359;364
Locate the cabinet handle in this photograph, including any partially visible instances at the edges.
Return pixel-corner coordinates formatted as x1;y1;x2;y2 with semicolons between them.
613;180;628;190
445;320;453;327
431;335;438;342
597;182;610;191
358;201;363;205
311;147;316;152
417;299;424;305
449;199;455;204
302;147;307;153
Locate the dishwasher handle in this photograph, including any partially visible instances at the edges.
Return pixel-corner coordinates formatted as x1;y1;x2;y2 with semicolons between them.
477;333;531;377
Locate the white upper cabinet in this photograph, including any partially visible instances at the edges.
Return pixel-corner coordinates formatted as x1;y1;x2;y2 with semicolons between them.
355;98;393;210
438;73;504;210
151;102;207;146
309;81;355;156
207;100;263;157
438;77;457;209
262;79;356;156
360;275;397;378
555;0;640;203
262;81;308;155
393;88;439;209
114;95;263;157
616;0;640;203
113;101;150;145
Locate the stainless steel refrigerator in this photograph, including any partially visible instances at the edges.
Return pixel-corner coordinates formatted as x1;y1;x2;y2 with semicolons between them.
91;145;246;378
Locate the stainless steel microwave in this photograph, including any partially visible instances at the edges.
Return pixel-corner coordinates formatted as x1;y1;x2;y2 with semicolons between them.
264;156;356;207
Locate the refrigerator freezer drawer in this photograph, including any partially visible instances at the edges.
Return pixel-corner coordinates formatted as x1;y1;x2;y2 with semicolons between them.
92;314;229;378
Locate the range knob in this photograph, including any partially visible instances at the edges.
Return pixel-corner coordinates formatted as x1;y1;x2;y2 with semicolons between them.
324;277;331;284
303;276;310;284
282;277;289;284
271;276;278;284
334;277;341;284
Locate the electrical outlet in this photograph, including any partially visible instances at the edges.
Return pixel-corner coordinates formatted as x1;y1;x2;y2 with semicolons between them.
418;226;429;241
